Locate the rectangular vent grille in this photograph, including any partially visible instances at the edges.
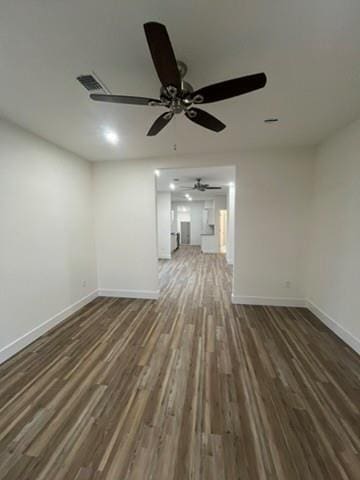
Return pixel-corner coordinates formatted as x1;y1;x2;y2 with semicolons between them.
77;74;103;91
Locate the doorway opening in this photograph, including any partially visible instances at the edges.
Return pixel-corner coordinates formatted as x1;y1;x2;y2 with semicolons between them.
155;165;236;295
177;206;191;244
180;221;191;244
219;209;228;254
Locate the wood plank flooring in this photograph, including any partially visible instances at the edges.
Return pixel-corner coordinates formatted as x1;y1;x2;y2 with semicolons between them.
0;246;359;479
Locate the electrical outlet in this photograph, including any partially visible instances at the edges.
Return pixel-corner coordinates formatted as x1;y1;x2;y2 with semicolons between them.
285;281;291;289
82;280;87;288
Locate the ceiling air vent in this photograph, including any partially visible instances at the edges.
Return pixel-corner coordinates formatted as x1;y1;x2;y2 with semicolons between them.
77;74;103;91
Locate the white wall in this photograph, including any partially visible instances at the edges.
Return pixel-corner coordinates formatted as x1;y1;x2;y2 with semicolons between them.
233;149;313;305
93;148;314;305
226;184;235;264
171;205;176;233
0;118;97;363
94;162;158;298
306;118;360;353
156;192;171;259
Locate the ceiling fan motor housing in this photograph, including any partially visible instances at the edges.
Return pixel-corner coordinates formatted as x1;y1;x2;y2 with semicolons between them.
159;62;196;114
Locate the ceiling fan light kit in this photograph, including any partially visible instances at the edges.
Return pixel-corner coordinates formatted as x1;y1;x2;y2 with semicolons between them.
89;22;267;136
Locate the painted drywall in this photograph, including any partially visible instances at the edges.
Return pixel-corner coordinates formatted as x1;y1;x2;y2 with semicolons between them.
94;148;313;304
226;184;235;265
0;118;97;362
306;118;360;352
156;192;171;259
233;149;313;305
94;162;158;298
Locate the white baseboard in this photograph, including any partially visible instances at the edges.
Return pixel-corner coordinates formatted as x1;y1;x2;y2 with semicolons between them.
2;290;356;368
158;254;171;260
98;289;160;300
231;295;305;308
230;294;359;354
226;257;234;266
0;290;98;365
306;299;360;355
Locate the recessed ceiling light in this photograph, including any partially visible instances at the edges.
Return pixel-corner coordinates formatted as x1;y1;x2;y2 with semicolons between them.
104;130;119;144
264;118;279;123
185;193;190;198
188;196;192;201
228;181;234;187
169;183;176;190
154;169;160;177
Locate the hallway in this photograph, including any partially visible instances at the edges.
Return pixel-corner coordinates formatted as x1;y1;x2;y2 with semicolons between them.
0;247;359;479
158;245;232;308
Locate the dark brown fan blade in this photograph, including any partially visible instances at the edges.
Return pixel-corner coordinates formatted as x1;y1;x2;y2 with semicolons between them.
205;187;222;189
147;112;174;136
185;108;225;132
90;94;162;106
192;73;267;104
143;22;181;90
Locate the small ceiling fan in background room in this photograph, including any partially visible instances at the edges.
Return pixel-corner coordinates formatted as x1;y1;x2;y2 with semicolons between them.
86;22;267;136
180;178;222;192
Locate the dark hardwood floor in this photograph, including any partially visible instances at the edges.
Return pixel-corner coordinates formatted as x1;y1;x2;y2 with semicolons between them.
0;246;359;479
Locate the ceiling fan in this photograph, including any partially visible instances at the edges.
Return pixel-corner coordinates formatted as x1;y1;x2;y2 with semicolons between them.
89;22;267;136
181;178;222;192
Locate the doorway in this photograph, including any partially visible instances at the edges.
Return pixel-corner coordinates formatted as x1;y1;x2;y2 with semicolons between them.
180;221;191;244
219;209;228;254
155;165;236;298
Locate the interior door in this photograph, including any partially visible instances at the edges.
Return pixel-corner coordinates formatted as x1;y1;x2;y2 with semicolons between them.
180;221;191;244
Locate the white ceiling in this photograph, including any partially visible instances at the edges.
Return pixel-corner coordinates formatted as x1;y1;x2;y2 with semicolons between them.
1;0;360;161
156;166;234;201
